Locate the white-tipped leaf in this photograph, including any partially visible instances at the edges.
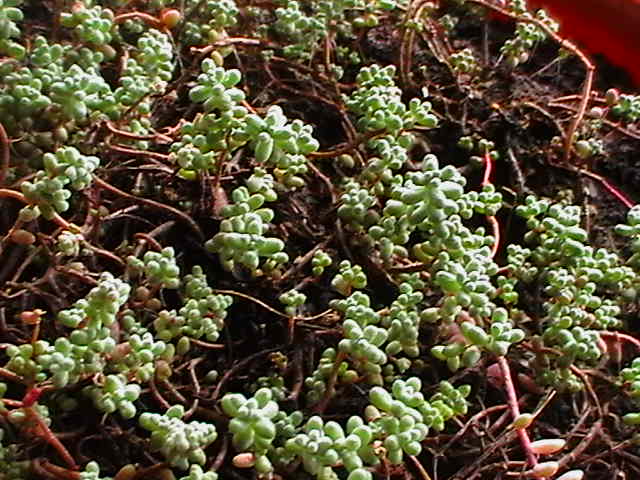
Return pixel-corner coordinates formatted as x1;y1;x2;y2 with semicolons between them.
529;438;566;455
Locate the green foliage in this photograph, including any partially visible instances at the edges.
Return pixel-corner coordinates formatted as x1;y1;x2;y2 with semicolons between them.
206;184;288;274
272;0;401;61
368;378;469;460
508;196;635;389
178;465;218;480
279;288;307;316
60;3;114;46
114;29;174;113
78;462;109;480
304;347;358;404
621;357;640;426
0;0;24;58
615;204;640;269
139;405;218;470
338;179;377;227
2;273;129;386
331;260;367;296
285;377;468;479
128;247;181;289
56;230;85;257
451;47;478;74
0;426;29;480
83;374;141;419
284;415;376;480
180;266;233;341
337;291;388;385
180;0;238;46
21;146;99;219
610;94;640;123
2;0;640;478
152;265;233;342
239;105;319;188
222;388;280;474
346;65;437;135
189;60;244;113
500;3;559;67
169;105;247;178
111;332;169;381
382;280;423;359
311;249;332;276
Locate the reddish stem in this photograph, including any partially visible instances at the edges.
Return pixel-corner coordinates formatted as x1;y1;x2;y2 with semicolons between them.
104;121;173;143
0;189;72;230
483;152;500;258
22;386;43;408
482;151;493;187
0;122;9;185
113;12;164;30
600;331;640;351
497;356;537;468
584;171;635;208
0;366;27;384
313;351;347;414
25;406;78;469
35;459;80;480
487;215;500;259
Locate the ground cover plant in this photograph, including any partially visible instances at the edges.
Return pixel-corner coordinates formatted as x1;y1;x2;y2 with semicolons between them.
2;0;640;479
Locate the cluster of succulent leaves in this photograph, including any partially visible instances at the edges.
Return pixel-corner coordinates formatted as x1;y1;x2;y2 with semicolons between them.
499;0;559;67
3;0;640;479
0;424;29;480
219;378;469;480
128;254;234;343
5;273;130;387
620;357;640;425
139;404;218;471
205;177;288;274
20;146;99;219
610;93;640;123
514;197;634;389
270;0;402;62
180;0;239;46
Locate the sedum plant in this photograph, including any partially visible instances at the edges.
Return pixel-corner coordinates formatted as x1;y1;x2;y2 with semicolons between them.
221;388;280;475
0;426;29;480
56;230;85;257
2;0;640;478
284;377;469;480
205;184;288;274
21;146;99;219
279;288;307;316
305;347;359;404
189;60;245;113
178;266;233;341
128;247;181;289
499;0;559;67
83;374;141;419
620;357;640;425
152;265;233;342
180;0;239;46
346;64;437;135
0;0;24;59
284;414;377;480
515;197;633;389
139;405;218;471
331;260;367;296
60;2;114;46
114;29;174;114
311;249;333;276
239;105;319;189
609;92;640;123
